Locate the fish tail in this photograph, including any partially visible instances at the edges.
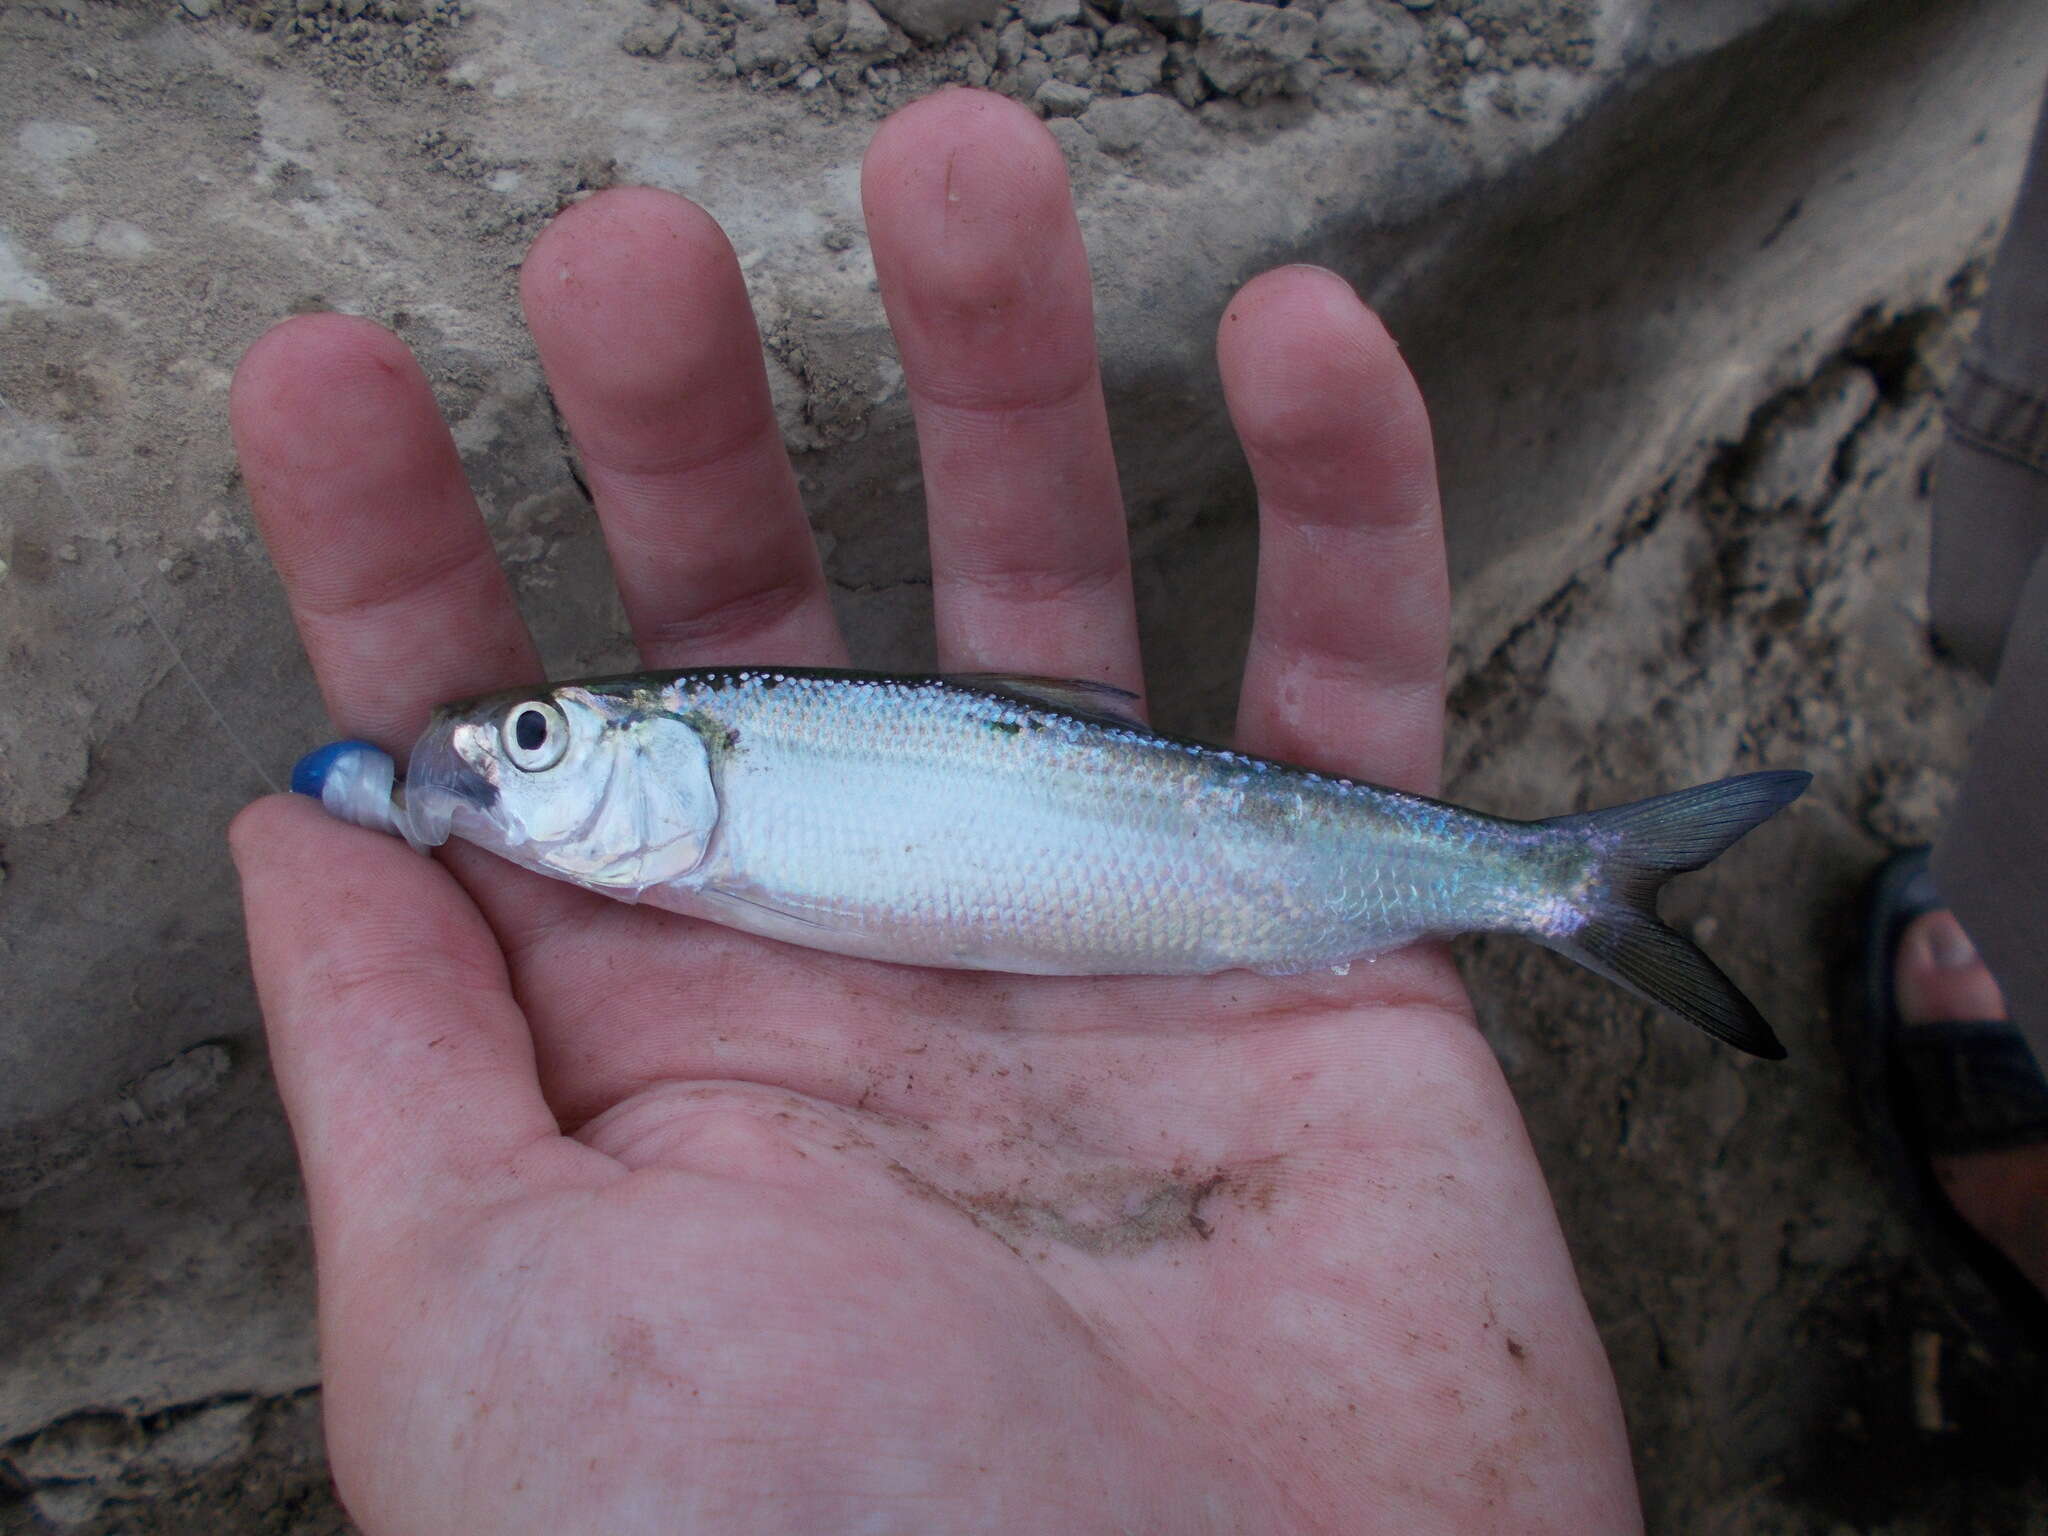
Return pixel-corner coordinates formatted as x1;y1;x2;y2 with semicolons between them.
1536;770;1810;1059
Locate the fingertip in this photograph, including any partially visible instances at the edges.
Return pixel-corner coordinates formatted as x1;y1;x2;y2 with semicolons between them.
520;185;736;341
230;790;437;921
234;310;405;388
1217;265;1364;372
522;187;765;471
231;313;421;459
514;181;838;668
863;87;1089;367
229;314;472;560
863;87;1059;203
227;791;305;869
1219;267;1426;472
231;789;406;873
1225;265;1447;791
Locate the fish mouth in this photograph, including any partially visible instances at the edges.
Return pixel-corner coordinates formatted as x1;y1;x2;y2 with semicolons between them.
400;716;498;850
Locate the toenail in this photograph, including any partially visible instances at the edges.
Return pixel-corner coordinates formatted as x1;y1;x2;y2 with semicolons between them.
1926;915;1980;971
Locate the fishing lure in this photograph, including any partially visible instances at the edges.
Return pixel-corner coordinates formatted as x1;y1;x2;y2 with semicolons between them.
296;667;1807;1057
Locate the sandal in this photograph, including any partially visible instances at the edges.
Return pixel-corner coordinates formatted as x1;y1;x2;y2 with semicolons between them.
1852;847;2048;1357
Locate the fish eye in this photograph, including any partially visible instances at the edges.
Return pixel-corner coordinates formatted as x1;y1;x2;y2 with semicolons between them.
501;700;569;772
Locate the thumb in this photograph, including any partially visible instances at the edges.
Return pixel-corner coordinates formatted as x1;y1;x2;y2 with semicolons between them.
231;794;567;1242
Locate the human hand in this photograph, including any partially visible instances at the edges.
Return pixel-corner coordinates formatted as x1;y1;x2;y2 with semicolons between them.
229;89;1639;1534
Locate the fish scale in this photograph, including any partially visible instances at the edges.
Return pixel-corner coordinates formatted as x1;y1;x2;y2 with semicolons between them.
297;666;1810;1056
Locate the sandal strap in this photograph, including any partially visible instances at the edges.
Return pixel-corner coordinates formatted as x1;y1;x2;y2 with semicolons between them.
1897;1020;2048;1156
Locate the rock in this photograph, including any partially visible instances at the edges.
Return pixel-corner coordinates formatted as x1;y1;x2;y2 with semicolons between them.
1734;366;1879;511
1080;89;1185;152
807;0;847;47
619;16;681;55
731;15;810;71
16;1413;145;1483
178;0;217;17
35;1485;116;1531
1021;0;1082;32
1315;0;1420;78
1039;24;1090;57
867;0;1004;42
669;10;716;54
146;1399;259;1474
1109;44;1165;92
1165;37;1206;104
835;0;894;52
1011;53;1053;96
1864;764;1951;846
1120;0;1202;41
1035;77;1094;114
115;1043;233;1130
1195;0;1316;96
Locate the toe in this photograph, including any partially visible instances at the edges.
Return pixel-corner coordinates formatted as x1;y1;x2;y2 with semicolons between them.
1896;909;2009;1027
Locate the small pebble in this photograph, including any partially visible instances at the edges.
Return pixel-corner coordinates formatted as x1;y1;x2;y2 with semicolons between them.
619;18;679;56
1021;0;1082;33
1034;77;1092;115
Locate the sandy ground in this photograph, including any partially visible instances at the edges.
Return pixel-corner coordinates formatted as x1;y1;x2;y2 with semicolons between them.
1449;289;2048;1534
3;0;2047;1531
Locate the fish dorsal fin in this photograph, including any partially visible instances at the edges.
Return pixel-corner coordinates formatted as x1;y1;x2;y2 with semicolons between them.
944;672;1147;728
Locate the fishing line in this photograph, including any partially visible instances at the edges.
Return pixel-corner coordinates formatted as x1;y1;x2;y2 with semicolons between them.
0;387;283;795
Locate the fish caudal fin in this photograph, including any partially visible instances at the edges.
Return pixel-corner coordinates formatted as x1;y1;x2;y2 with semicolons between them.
1539;771;1811;1059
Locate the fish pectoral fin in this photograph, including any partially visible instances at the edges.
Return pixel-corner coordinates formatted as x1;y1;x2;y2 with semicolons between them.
945;672;1146;728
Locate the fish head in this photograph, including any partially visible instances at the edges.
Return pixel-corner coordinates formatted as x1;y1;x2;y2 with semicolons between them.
407;683;720;895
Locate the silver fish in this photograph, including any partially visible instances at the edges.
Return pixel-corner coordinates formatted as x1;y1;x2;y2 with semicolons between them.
293;668;1808;1057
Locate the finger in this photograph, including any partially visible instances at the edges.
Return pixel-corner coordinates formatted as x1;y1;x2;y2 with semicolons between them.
863;89;1141;695
230;314;540;752
1221;267;1448;794
521;188;844;670
230;796;606;1242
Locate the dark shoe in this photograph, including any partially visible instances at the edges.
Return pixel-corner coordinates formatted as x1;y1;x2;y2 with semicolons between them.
1853;847;2048;1356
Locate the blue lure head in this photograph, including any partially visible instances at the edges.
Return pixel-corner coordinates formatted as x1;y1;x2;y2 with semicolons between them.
291;738;386;801
290;732;482;853
290;738;433;847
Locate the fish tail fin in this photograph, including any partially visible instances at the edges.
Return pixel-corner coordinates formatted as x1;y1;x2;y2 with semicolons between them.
1537;770;1810;1059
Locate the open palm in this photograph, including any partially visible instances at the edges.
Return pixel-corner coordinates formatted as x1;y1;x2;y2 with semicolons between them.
229;90;1638;1534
